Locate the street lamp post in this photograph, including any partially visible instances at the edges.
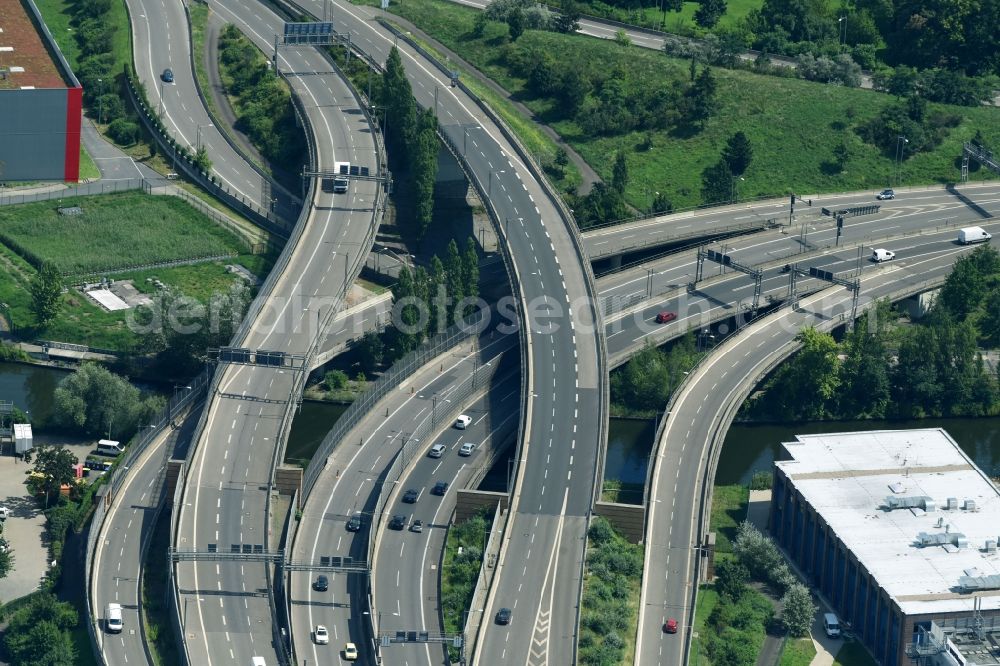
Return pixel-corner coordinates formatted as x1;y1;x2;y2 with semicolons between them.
838;16;846;47
895;135;909;186
730;176;745;203
97;77;105;124
197;123;213;152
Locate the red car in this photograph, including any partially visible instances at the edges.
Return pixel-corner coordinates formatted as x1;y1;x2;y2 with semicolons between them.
663;618;678;633
655;311;677;324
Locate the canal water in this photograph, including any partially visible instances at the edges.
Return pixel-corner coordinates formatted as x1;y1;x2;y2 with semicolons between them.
0;361;70;426
284;400;349;467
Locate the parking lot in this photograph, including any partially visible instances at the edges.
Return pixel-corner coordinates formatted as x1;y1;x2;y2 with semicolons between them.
0;434;96;603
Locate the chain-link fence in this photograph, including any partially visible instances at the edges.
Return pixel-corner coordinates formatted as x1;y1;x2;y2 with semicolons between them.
0;178;147;206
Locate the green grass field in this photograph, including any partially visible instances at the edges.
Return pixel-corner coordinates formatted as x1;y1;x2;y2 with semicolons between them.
33;0;131;74
780;637;818;666
0;191;246;275
690;585;720;666
78;145;101;182
710;484;749;554
370;0;1000;209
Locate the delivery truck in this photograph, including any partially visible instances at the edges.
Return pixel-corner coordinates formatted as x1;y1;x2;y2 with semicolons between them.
958;226;992;244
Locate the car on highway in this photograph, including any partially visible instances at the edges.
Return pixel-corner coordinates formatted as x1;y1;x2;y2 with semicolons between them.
346;513;362;532
655;311;677;324
876;188;895;200
402;489;419;503
410;519;423;533
389;514;406;530
344;642;359;660
431;481;449;496
459;442;476;456
161;68;174;83
313;575;328;592
496;607;512;625
871;248;896;262
106;603;123;633
454;414;472;429
663;617;678;633
428;443;446;458
314;625;329;645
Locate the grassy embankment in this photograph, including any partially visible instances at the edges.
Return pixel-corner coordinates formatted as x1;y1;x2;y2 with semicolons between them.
363;0;1000;211
441;510;491;662
0;191;266;349
780;638;818;666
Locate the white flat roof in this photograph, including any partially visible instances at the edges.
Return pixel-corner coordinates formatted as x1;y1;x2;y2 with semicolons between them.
86;288;129;311
777;428;1000;616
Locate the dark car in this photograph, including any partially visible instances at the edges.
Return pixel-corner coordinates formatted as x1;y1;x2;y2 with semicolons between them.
876;188;895;200
161;68;174;83
402;489;419;504
496;608;512;625
346;513;362;532
663;617;678;633
655;311;677;324
313;575;328;592
431;481;449;496
389;514;406;530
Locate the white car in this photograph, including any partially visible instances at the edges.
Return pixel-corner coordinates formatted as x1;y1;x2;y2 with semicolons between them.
106;603;123;633
314;624;329;645
459;442;476;456
428;443;446;458
0;506;10;520
344;643;359;660
454;414;472;429
871;248;896;262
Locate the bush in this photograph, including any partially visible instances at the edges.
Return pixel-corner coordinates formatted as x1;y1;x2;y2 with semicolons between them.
324;369;349;391
107;118;140;145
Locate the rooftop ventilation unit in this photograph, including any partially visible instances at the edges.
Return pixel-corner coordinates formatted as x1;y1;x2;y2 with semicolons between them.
985;540;996;553
947;497;958;510
957;574;1000;592
884;495;935;512
964;499;977;511
917;531;968;548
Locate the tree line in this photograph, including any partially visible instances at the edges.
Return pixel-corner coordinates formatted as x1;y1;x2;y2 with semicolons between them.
378;47;440;242
746;246;1000;422
610;334;701;414
218;25;307;180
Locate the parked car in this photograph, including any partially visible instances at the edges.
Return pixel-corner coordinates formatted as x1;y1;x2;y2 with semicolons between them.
871;248;896;262
655;311;677;324
428;443;446;458
313;575;328;592
431;481;449;496
410;519;423;533
454;414;472;429
459;442;476;456
663;618;678;633
389;514;406;530
314;625;329;645
161;68;174;83
0;506;10;520
346;513;362;532
823;613;842;638
495;607;512;625
344;642;359;660
876;188;895;200
402;489;419;503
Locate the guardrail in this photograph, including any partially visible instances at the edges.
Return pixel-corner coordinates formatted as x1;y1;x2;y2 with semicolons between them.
587;217;776;260
85;367;210;665
0;178;146;206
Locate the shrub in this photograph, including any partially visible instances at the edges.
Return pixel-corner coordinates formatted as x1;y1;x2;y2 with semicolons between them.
107;118;140;145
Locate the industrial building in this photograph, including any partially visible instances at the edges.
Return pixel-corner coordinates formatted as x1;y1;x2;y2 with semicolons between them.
0;0;82;182
770;429;1000;666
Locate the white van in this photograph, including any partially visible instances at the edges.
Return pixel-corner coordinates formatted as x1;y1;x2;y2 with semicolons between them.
823;613;841;638
97;439;125;456
251;658;267;666
106;603;123;633
958;226;992;244
871;248;895;262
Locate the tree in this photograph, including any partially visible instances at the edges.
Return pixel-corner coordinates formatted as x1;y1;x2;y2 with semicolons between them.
409;108;439;240
472;11;490;37
445;239;465;322
700;160;732;205
507;10;525;41
762;328;841;420
939;245;1000;319
715;560;749;600
0;549;12;579
838;301;892;418
554;1;581;32
722;131;753;177
324;369;349;391
30;263;63;327
611;152;629;194
53;363;164;440
358;331;385;372
652;191;673;215
194;146;212;173
3;593;78;665
557;68;590;115
781;583;817;637
694;0;727;28
380;47;417;166
685;66;717;128
832;140;850;171
614;29;632;47
462;237;480;315
26;445;77;507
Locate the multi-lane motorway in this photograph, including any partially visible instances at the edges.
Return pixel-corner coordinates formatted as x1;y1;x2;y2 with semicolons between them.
171;0;380;663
